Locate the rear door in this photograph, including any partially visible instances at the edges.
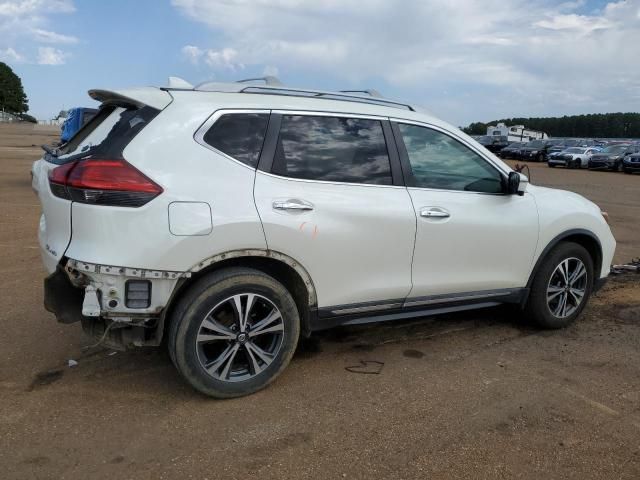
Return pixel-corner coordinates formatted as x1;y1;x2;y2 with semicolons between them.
254;112;416;312
391;121;539;300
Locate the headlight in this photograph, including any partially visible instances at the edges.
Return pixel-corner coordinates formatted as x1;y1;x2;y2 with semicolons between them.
531;150;538;154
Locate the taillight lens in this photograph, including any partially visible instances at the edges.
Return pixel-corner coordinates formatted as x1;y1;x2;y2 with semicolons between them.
48;159;163;207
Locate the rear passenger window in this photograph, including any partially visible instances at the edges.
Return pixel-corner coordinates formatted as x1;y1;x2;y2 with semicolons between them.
272;115;392;185
203;113;269;168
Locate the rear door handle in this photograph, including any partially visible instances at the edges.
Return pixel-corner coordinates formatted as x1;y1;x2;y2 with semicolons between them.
420;207;450;219
272;199;314;211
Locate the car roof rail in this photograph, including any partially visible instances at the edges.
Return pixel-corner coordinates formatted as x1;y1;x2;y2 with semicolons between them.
236;76;284;87
338;89;383;98
240;86;415;111
193;79;415;111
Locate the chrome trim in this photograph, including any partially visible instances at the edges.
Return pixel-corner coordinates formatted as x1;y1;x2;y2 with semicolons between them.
420;208;450;218
331;302;403;315
193;109;272;171
271;109;388;121
402;290;512;308
256;169;406;189
272;200;314;211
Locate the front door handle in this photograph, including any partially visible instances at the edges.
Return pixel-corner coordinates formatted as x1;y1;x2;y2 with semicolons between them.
420;207;450;219
273;199;314;211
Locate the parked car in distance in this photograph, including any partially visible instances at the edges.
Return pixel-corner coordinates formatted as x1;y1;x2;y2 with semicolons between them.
33;78;616;398
588;144;639;171
622;150;640;174
476;135;510;153
519;139;559;162
548;147;601;169
497;142;525;159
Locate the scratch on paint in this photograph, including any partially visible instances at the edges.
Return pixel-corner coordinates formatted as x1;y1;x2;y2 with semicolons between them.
299;222;307;231
312;225;318;239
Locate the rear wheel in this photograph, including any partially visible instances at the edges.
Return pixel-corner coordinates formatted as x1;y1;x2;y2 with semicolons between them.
525;242;594;329
168;267;300;398
535;153;544;163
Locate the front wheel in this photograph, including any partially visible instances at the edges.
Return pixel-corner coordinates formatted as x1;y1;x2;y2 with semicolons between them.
168;267;300;398
525;242;594;329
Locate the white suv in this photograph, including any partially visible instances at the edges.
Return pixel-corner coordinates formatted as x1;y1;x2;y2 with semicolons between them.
33;77;616;398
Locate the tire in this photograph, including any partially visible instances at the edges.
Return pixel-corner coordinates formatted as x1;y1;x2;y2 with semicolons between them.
535;153;544;163
168;267;300;398
617;161;624;172
525;242;594;329
548;163;555;168
624;168;632;174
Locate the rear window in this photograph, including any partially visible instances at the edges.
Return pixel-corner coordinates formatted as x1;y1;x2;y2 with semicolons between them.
271;115;392;185
51;105;159;164
202;113;269;168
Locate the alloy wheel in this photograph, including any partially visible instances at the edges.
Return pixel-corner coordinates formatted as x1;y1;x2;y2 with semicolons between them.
546;257;588;319
196;293;285;382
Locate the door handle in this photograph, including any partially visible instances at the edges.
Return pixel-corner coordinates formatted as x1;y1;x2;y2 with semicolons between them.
420;207;450;219
272;200;314;211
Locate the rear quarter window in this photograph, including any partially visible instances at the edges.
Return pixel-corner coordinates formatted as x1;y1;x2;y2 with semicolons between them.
202;113;270;168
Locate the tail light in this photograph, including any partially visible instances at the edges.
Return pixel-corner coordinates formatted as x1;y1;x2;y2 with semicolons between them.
48;159;163;207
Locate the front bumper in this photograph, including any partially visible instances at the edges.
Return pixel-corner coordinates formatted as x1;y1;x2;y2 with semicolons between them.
623;160;640;172
589;158;615;170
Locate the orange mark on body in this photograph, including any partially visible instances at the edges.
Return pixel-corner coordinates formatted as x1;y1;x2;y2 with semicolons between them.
312;225;318;239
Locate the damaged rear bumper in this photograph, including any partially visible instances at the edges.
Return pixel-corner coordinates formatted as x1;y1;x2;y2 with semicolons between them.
44;267;86;324
44;258;190;348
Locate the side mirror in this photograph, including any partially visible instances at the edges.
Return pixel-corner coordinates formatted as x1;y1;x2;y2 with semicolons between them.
507;171;527;195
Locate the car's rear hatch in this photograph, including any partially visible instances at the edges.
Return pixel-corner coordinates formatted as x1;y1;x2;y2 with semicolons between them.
32;87;172;273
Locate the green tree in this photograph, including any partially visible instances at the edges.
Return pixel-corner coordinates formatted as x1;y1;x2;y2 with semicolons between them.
0;62;29;114
465;112;640;138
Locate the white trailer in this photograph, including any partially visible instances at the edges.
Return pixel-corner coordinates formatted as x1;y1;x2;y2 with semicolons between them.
487;123;548;143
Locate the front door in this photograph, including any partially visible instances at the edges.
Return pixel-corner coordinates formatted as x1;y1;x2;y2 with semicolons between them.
392;121;539;300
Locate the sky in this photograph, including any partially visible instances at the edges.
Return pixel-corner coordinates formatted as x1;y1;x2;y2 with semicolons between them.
1;0;639;126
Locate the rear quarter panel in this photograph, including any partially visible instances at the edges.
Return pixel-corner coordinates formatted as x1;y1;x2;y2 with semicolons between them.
65;96;267;271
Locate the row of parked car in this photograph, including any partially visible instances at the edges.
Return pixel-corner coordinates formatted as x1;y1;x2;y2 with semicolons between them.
495;138;640;174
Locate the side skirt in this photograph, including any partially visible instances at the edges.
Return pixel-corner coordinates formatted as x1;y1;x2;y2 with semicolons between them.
310;288;528;332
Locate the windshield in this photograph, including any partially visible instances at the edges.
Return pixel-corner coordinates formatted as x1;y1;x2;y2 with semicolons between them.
564;147;584;153
525;140;544;148
602;145;629;154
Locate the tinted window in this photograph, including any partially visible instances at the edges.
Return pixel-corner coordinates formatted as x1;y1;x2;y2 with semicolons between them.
398;124;504;194
203;113;269;168
272;115;392;185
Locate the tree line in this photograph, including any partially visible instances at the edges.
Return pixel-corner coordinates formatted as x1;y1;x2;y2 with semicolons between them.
0;61;34;122
463;113;640;138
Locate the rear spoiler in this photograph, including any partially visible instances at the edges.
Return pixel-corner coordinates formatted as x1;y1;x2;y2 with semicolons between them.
88;87;172;110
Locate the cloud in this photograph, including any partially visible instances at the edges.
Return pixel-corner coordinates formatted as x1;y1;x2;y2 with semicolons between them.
32;28;77;44
37;46;67;65
172;0;640;124
181;44;203;64
182;44;244;71
0;46;24;62
0;0;76;65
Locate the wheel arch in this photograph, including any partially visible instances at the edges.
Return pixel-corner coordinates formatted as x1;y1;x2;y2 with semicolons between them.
526;229;603;291
156;249;317;344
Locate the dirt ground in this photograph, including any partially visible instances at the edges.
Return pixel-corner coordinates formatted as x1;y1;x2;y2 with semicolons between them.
1;122;639;479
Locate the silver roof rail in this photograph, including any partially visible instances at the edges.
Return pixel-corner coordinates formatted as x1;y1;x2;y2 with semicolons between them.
338;89;383;98
193;81;415;111
236;76;284;86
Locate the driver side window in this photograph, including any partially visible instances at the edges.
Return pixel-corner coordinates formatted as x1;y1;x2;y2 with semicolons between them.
397;123;504;194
